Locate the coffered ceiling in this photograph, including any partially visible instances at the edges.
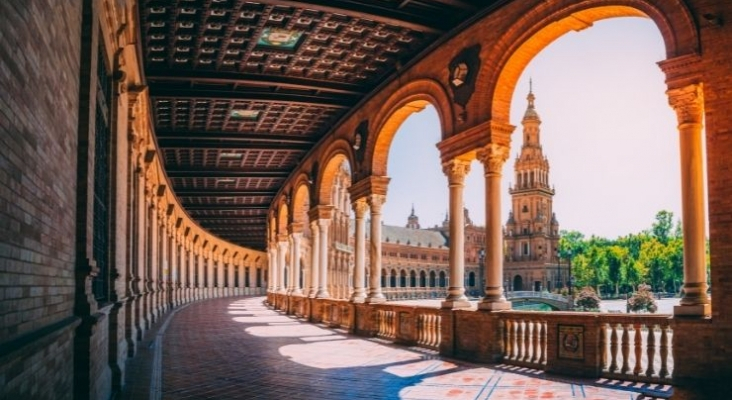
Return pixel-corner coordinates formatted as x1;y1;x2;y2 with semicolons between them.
138;0;503;250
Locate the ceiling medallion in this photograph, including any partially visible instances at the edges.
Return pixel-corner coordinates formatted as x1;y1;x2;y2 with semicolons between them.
256;28;304;51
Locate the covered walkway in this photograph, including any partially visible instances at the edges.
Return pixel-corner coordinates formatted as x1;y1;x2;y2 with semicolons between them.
122;296;669;400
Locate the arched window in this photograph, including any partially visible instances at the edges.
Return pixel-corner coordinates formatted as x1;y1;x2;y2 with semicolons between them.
419;271;426;287
400;270;407;287
429;271;436;287
468;272;476;287
381;269;387;288
409;270;417;287
390;269;397;288
439;271;446;288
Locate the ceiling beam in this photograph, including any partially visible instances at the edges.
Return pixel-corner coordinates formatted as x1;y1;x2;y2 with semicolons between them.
157;138;312;151
256;0;445;33
146;71;367;95
195;216;268;221
149;86;353;108
184;205;270;211
155;130;317;145
174;190;276;197
166;167;291;178
427;0;479;11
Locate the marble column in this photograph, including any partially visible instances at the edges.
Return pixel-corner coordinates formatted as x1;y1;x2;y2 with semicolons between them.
277;239;288;294
365;194;386;303
216;258;224;297
309;220;320;297
291;231;303;295
316;219;331;298
668;84;710;317
351;199;367;302
442;158;472;309
478;144;512;311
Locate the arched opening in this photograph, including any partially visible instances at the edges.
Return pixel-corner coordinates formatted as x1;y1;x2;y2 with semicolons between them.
390;269;397;288
468;272;476;287
409;270;417;287
419;271;427;287
400;270;407;288
439;271;446;288
381;269;387;288
429;271;436;288
513;275;523;291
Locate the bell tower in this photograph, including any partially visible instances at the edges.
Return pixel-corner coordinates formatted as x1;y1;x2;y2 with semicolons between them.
504;82;560;291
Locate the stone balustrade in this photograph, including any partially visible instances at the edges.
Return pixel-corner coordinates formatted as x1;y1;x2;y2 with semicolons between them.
268;294;673;384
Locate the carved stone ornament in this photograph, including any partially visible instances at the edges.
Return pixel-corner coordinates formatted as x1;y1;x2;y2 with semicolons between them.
352;198;369;217
353;120;369;179
667;83;703;125
477;143;510;174
442;159;471;185
448;44;481;109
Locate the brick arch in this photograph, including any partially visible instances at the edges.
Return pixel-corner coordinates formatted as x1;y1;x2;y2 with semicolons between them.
369;79;454;177
291;175;311;225
316;142;353;206
472;1;698;123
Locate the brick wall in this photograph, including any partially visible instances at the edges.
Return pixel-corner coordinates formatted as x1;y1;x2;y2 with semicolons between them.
0;0;82;398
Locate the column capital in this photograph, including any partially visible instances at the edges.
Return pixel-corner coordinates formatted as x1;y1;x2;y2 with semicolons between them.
289;222;304;234
442;158;472;185
477;143;510;175
367;194;386;213
276;234;289;244
667;83;703;125
348;175;390;200
352;197;369;218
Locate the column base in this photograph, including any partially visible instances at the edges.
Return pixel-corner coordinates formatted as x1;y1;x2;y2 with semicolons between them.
478;300;512;311
674;304;711;317
350;295;366;303
441;300;472;309
365;296;386;304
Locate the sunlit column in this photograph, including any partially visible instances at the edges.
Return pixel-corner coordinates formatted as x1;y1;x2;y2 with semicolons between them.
216;257;224;295
316;218;331;298
309;220;320;297
478;143;512;311
159;219;169;313
351;199;366;302
366;194;386;303
268;246;275;292
248;262;256;292
226;259;236;296
668;83;710;317
169;230;177;307
277;238;288;294
237;260;245;294
187;246;195;302
149;202;159;320
196;251;203;300
442;158;472;309
179;242;187;304
291;230;303;295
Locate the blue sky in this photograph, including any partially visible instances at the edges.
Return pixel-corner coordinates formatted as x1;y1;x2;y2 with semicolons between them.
381;17;692;239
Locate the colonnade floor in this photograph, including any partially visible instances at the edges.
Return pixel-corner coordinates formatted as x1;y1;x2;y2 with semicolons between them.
121;296;668;399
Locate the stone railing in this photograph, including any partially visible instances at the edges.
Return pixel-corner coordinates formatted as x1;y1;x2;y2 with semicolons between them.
267;293;673;384
382;287;448;300
486;311;673;384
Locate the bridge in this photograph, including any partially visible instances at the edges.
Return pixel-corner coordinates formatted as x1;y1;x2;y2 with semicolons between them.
506;291;572;311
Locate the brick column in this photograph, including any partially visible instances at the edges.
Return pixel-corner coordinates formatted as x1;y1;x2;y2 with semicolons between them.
478;144;512;311
366;194;386;303
442;158;472;309
668;83;710;317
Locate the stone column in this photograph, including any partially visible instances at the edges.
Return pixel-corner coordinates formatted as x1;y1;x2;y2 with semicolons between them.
248;262;256;293
226;258;235;296
134;170;146;336
478;144;512;311
160;220;169;313
197;252;204;300
351;199;367;302
179;242;187;305
277;239;288;294
216;257;224;297
366;194;386;303
149;202;159;322
316;219;331;298
188;246;195;302
237;260;245;295
668;84;710;317
205;254;214;299
442;158;472;309
267;246;276;292
290;229;303;296
168;229;177;308
309;220;320;297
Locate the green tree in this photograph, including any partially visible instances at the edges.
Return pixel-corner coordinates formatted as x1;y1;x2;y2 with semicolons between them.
652;210;675;245
606;245;629;296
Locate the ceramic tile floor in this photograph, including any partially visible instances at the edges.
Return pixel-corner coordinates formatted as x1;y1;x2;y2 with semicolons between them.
125;296;671;400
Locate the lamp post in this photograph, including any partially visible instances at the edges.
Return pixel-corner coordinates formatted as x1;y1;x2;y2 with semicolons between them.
478;248;485;297
556;249;562;291
567;249;574;297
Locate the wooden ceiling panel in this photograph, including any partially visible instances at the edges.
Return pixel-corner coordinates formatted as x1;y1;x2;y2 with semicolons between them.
139;0;503;249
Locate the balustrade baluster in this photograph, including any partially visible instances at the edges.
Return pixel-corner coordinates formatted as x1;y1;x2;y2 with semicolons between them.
505;320;514;360
633;323;643;376
531;321;539;363
538;321;546;365
621;324;630;374
659;325;669;379
599;322;607;369
646;324;656;377
609;323;619;373
517;319;525;362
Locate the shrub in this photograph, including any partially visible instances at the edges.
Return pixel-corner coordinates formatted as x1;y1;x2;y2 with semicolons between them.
628;284;658;313
575;286;601;311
